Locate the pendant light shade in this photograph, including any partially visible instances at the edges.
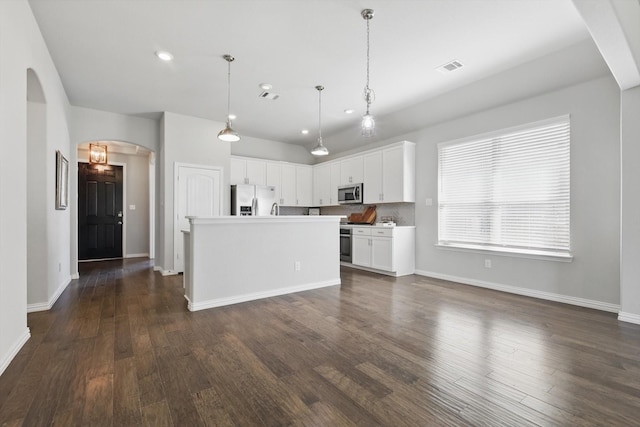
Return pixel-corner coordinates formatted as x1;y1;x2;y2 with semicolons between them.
361;8;376;137
311;85;329;156
218;54;240;142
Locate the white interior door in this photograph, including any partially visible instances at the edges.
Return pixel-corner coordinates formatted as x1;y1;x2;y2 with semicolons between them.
174;164;222;273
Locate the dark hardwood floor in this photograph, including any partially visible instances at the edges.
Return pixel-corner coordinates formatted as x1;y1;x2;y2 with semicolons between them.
1;258;639;426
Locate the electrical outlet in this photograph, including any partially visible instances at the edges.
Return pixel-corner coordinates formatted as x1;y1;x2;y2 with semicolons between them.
425;198;433;206
484;259;492;268
294;261;301;271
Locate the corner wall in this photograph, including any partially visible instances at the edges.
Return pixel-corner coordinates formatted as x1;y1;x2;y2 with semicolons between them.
1;0;72;374
412;76;621;309
159;112;231;274
619;85;640;322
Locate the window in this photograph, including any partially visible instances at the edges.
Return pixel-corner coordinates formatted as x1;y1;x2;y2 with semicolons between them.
438;116;570;258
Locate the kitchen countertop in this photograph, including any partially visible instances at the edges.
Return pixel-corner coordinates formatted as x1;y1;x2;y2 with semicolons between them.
339;223;415;229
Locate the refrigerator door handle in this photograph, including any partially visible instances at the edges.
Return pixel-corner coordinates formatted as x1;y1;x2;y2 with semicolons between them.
252;197;257;216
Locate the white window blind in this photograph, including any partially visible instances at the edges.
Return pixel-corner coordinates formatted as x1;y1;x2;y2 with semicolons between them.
438;116;570;256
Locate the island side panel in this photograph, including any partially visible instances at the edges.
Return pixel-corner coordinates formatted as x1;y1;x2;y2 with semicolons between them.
189;218;341;311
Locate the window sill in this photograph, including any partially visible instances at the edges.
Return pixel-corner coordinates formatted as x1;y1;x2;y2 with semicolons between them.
435;243;573;262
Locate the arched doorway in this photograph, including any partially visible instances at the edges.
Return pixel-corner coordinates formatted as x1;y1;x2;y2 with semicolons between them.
76;141;155;263
26;69;49;306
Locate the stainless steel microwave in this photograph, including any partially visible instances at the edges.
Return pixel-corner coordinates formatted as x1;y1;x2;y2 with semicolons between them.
338;183;363;204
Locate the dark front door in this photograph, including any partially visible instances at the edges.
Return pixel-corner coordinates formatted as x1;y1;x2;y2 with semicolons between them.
78;162;123;260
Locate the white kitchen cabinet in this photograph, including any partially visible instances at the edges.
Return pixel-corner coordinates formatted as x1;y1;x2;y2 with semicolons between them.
313;161;341;206
340;156;364;185
330;162;341;205
296;165;313;206
266;161;282;204
313;163;330;206
280;164;297;206
350;226;415;276
230;156;267;185
352;235;373;267
363;151;382;204
363;141;416;204
264;161;313;207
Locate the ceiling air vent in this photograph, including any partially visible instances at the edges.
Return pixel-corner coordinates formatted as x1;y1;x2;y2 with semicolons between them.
436;59;464;74
259;91;280;100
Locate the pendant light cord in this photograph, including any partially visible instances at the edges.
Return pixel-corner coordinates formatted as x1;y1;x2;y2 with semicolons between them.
318;87;323;141
226;58;232;125
363;11;374;115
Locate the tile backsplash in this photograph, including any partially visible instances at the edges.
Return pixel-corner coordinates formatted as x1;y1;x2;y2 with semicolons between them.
320;203;415;226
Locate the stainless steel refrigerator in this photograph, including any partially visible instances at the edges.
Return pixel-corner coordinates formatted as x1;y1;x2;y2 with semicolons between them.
231;184;278;216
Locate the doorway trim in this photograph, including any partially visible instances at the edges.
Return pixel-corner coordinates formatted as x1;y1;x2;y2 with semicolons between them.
172;162;224;275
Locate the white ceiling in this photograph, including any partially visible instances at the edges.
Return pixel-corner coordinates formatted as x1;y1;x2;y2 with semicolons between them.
28;0;593;152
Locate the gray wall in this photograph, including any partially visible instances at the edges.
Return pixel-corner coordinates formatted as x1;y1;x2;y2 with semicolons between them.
620;85;640;318
410;76;621;307
230;134;315;164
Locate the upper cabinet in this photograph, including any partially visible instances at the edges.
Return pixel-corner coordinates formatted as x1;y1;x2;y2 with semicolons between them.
363;141;416;204
230;157;267;185
265;161;313;207
232;140;414;209
340;156;364;185
296;165;313;207
313;161;341;206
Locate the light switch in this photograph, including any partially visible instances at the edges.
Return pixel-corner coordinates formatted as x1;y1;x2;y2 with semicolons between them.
425;198;433;206
129;205;136;210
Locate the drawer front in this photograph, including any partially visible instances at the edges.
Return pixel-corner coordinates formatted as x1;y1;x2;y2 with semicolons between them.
353;227;372;236
371;228;394;237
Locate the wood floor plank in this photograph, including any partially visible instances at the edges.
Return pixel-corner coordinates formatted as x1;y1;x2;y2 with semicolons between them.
2;258;640;426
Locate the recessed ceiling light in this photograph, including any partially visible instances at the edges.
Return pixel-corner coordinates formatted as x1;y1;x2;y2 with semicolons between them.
301;129;309;135
344;109;355;114
259;83;273;91
228;114;237;120
155;51;173;61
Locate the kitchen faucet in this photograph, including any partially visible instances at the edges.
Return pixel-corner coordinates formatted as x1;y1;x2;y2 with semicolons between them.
270;202;279;216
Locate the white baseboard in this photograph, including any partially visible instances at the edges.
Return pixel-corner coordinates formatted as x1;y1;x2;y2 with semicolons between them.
414;270;620;313
188;279;341;312
160;269;178;276
0;328;30;377
618;312;640;325
153;265;162;272
71;272;79;280
27;276;71;313
125;253;149;259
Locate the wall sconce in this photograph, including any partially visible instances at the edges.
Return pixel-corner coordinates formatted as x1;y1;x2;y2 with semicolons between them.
89;144;108;164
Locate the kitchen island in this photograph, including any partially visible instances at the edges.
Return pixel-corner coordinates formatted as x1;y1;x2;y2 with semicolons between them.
182;215;343;311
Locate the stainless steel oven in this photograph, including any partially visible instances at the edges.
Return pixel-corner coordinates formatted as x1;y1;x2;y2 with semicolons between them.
339;227;352;262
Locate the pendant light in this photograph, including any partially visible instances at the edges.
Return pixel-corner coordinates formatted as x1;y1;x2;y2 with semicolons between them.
89;143;108;164
361;8;375;137
218;54;240;142
311;85;329;156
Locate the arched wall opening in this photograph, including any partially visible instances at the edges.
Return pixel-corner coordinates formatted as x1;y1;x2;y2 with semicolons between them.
26;68;48;306
76;140;155;264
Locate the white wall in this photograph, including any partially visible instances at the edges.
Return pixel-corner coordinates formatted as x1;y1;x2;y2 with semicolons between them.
159;112;231;273
620;85;640;322
231;135;315;164
1;0;72;374
69;106;159;275
412;76;621;309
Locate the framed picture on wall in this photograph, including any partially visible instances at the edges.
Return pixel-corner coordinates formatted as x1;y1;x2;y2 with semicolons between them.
56;150;69;210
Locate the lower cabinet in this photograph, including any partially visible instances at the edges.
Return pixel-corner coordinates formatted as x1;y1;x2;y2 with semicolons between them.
350;226;415;276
